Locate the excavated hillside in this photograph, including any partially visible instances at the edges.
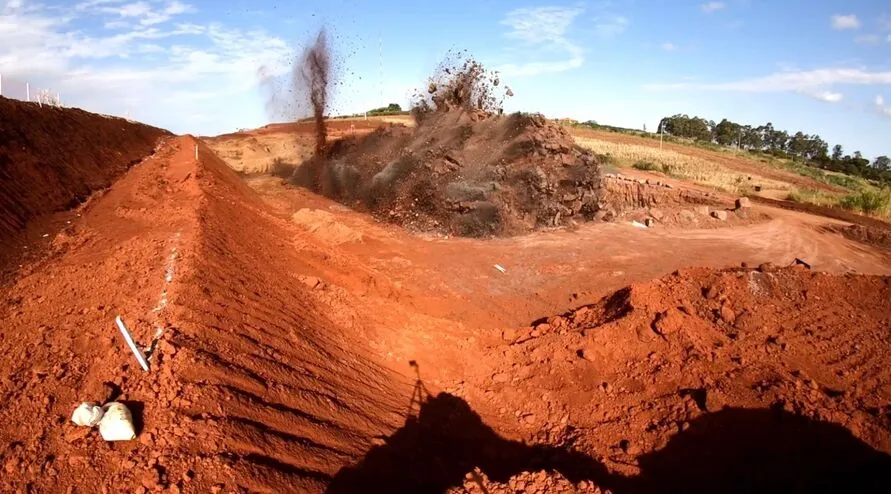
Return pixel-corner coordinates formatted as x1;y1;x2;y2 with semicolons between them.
0;97;168;261
293;111;602;237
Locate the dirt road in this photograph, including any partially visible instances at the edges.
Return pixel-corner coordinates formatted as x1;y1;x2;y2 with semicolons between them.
246;175;890;331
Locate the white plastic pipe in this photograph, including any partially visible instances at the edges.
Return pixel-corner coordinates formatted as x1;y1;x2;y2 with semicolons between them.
115;316;150;371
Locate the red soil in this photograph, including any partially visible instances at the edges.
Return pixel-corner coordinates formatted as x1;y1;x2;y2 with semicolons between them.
1;106;890;493
0;97;168;262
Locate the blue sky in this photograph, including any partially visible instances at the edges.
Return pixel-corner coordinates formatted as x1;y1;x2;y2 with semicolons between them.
1;0;890;158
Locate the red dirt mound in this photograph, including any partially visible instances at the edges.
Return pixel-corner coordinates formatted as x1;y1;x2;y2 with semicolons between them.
292;111;603;237
823;223;891;250
750;195;891;231
0;96;168;259
472;265;891;492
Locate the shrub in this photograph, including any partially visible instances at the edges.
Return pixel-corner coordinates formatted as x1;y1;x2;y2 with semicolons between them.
633;160;659;171
839;189;891;214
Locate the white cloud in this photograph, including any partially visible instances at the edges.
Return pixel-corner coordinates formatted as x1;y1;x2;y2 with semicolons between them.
661;42;677;51
645;67;891;107
700;2;725;13
502;5;582;43
877;95;891;117
593;14;628;38
855;34;881;44
832;14;860;30
115;2;151;18
804;90;843;103
647;67;891;93
0;2;291;131
498;6;585;76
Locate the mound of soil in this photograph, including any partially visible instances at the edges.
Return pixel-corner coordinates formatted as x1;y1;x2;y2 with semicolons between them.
293;111;603;237
476;265;891;493
0;97;169;256
750;195;891;231
824;223;891;250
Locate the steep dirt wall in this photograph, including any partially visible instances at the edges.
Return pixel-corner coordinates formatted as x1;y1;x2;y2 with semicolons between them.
0;97;169;254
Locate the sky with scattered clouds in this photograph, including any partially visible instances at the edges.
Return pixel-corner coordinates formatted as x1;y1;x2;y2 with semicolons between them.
1;0;890;157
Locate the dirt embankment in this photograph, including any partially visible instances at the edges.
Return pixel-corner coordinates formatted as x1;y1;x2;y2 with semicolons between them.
454;265;891;493
293;111;603;237
0;97;169;257
0;136;409;493
750;195;891;231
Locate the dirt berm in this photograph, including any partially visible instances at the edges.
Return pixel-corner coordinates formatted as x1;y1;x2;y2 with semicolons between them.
0;136;411;492
0;97;168;259
293;111;603;237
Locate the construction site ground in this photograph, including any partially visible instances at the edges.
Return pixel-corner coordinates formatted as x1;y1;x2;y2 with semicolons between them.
1;104;890;493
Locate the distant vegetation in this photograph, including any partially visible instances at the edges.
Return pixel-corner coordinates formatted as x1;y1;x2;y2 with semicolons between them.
656;115;890;184
366;103;403;116
574;116;890;185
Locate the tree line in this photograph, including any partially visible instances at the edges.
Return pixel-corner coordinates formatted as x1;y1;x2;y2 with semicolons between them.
657;114;890;183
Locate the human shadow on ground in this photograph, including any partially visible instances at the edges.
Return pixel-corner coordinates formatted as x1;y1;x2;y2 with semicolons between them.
325;361;611;493
325;362;891;494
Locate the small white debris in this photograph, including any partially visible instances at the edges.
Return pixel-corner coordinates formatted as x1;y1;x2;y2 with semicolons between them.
115;316;150;372
494;264;507;273
631;221;648;229
42;234;49;238
71;402;104;427
98;402;136;441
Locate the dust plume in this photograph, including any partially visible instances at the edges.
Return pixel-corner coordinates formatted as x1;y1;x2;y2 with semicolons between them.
299;29;331;157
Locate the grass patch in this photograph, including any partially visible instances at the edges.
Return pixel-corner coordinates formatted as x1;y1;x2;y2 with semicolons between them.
787;187;891;217
770;158;867;191
787;189;842;208
575;136;788;194
839;189;891;215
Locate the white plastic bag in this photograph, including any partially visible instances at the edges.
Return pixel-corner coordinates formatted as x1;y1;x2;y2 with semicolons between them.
71;402;104;427
98;402;136;441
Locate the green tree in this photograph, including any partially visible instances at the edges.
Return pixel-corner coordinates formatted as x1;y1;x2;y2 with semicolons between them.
831;144;844;161
873;155;891;171
740;125;762;150
714;118;738;146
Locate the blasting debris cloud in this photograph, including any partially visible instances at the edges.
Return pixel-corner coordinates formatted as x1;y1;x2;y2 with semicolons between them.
299;30;331;157
411;50;513;122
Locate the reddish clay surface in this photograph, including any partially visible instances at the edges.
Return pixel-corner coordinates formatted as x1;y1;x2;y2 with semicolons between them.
1;107;891;493
0;97;168;258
